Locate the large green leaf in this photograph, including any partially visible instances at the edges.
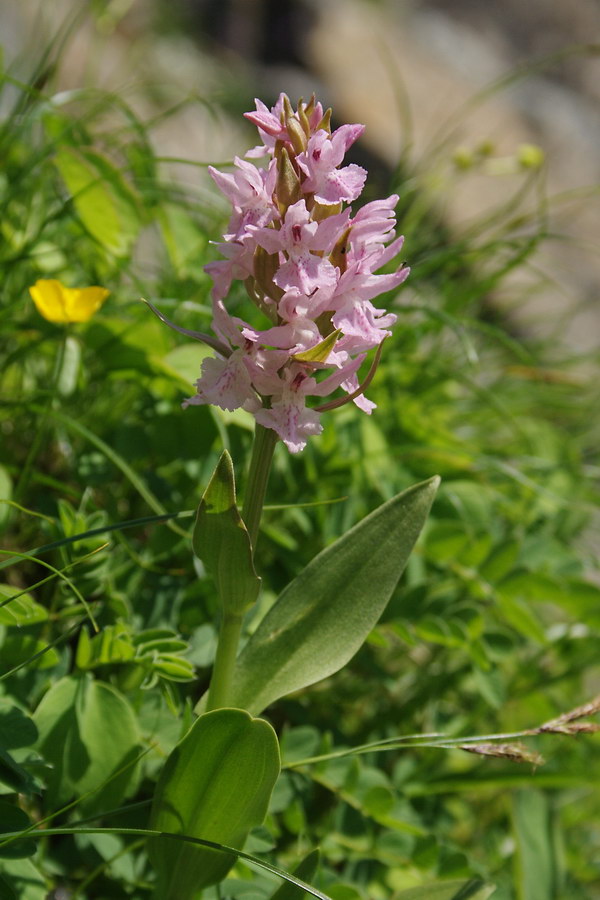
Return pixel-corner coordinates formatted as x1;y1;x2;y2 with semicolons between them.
193;451;260;615
33;675;141;816
149;708;280;899
220;476;439;715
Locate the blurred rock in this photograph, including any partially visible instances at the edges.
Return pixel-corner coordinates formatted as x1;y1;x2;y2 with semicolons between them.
308;0;600;354
2;0;598;353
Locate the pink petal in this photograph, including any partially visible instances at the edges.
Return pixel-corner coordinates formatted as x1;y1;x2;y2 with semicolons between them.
331;123;366;155
185;350;255;412
255;394;322;453
310;354;364;397
341;372;377;413
333;301;397;351
315;164;367;205
274;253;337;295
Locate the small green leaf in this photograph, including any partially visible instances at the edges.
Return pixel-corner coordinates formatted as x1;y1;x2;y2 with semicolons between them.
0;634;59;671
149;708;280;899
293;330;342;364
135;638;188;655
0;802;36;858
497;593;547;644
33;675;141;816
75;626;92;669
193;451;261;615
216;476;439;715
0;703;38;752
0;585;48;627
0;748;35;794
152;655;195;681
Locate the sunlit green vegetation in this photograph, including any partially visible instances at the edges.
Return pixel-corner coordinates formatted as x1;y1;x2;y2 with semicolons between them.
0;14;598;900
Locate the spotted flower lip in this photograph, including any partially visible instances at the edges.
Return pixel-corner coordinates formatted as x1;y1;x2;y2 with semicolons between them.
29;279;109;324
296;126;367;205
185;94;408;452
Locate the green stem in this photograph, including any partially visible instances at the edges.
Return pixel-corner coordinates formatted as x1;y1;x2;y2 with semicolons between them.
241;424;278;552
206;612;244;711
206;424;278;710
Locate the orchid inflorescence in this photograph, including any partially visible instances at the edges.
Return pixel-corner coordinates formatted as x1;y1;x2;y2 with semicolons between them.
185;94;409;452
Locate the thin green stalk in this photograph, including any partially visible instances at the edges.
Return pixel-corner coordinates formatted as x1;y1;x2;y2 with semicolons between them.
206;425;278;710
206;612;243;711
241;424;278;551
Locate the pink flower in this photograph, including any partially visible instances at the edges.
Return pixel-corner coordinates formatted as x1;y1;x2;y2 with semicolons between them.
180;94;409;451
184;350;257;412
209;157;275;211
254;355;365;452
252;200;347;295
297;126;367;205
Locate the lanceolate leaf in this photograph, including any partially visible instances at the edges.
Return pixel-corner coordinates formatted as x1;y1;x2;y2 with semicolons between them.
193;451;261;615
222;476;439;715
513;790;560;900
149;708;280;899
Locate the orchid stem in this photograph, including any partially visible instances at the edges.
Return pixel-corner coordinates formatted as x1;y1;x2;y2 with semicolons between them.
206;612;243;711
205;424;277;710
241;423;278;553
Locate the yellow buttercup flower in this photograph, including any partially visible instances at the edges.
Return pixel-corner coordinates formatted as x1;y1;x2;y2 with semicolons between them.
29;279;109;324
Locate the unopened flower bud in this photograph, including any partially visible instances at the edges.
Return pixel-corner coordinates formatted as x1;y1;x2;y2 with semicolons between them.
280;95;306;154
297;100;311;138
329;226;352;275
253;245;284;304
316;108;332;134
287;115;308;155
276;146;302;213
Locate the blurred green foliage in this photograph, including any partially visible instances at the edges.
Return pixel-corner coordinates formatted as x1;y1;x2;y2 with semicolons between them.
0;14;598;900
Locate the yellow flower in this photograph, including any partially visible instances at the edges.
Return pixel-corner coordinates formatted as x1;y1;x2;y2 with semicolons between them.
29;279;109;324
